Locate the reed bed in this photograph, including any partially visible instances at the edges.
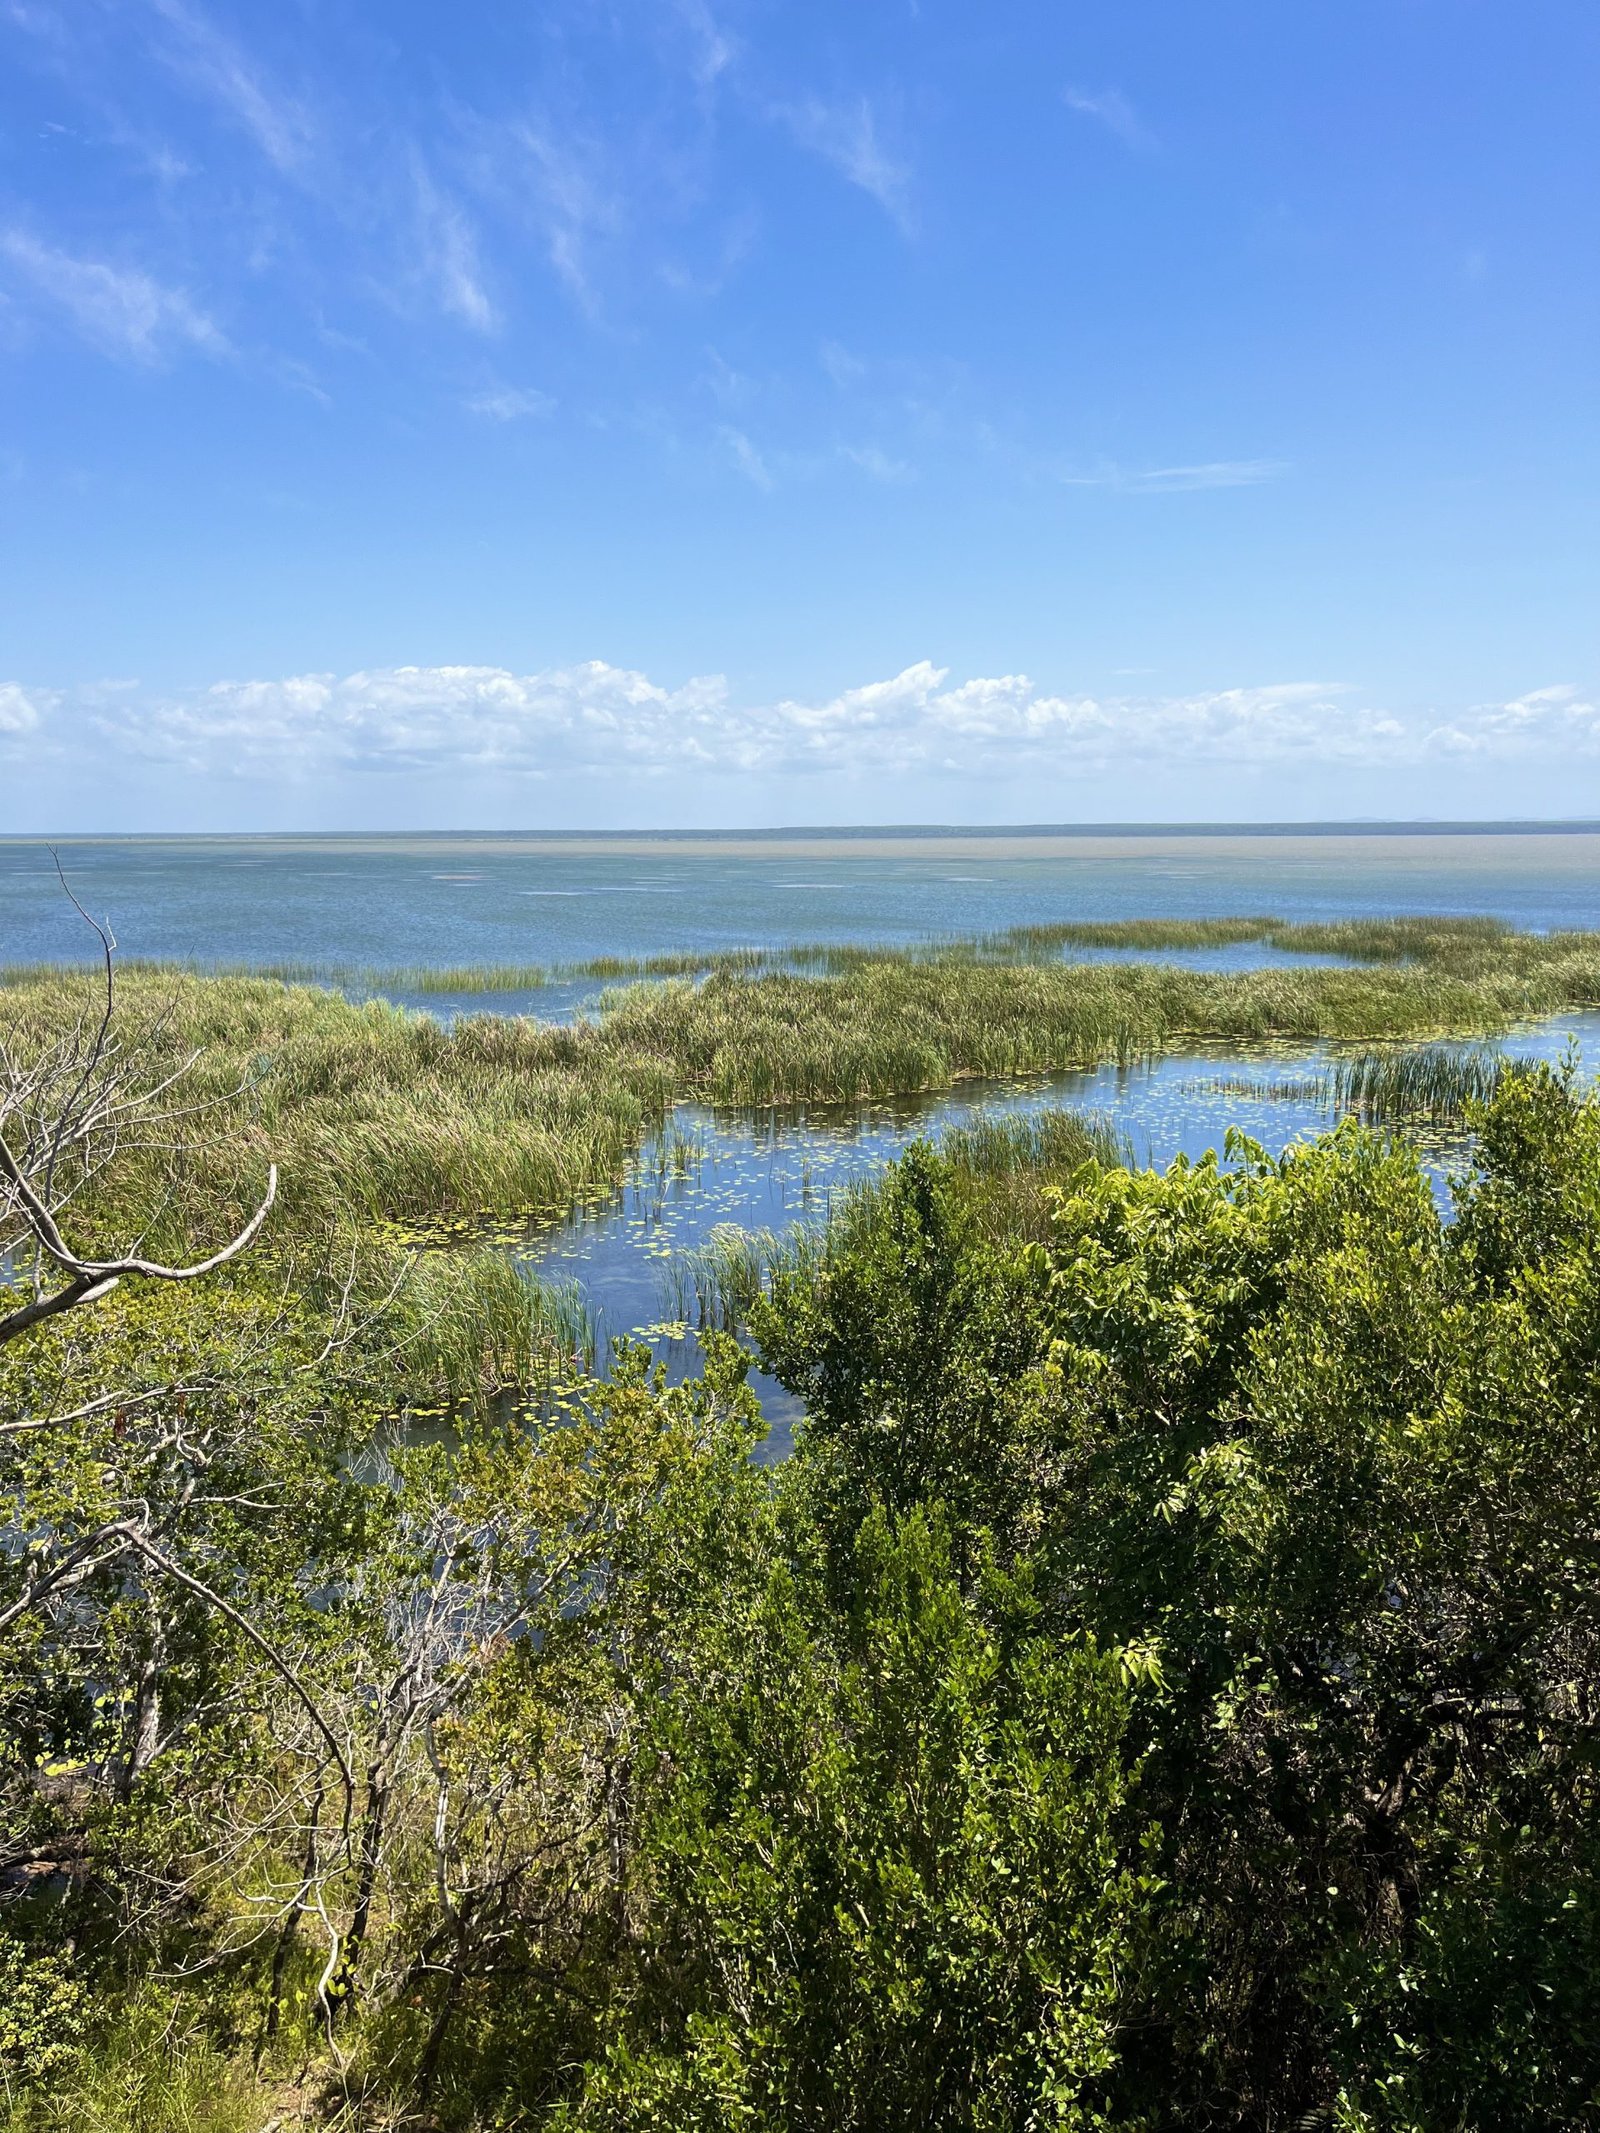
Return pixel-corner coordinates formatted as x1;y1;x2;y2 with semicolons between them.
383;1247;599;1406
661;1105;1130;1332
1217;1044;1535;1125
661;1222;827;1332
597;943;1600;1107
938;1106;1132;1176
1329;1044;1525;1121
4;921;1598;1260
0;967;673;1254
369;962;551;993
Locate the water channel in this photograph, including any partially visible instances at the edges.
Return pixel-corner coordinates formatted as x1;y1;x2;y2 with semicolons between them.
510;1011;1600;1458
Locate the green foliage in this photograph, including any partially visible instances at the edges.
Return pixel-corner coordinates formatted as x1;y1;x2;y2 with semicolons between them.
9;938;1600;2129
756;1067;1600;2127
564;1508;1150;2133
0;1930;84;2091
0;1987;259;2133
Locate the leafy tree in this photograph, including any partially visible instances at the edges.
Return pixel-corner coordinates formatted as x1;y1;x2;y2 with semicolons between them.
566;1505;1151;2132
757;1071;1600;2129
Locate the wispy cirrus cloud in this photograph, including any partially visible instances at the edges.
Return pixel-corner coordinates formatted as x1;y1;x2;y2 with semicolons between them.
146;0;316;175
781;96;912;232
839;442;912;481
675;0;735;88
0;229;228;361
464;383;555;421
507;121;624;312
410;161;497;332
5;661;1588;784
1062;85;1152;150
719;426;774;488
1061;459;1288;493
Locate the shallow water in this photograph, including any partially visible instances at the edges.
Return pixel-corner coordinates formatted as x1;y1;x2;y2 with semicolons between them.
5;830;1600;1008
515;1010;1600;1459
8;829;1600;1451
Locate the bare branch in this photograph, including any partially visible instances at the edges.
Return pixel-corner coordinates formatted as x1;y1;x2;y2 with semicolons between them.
118;1528;355;1808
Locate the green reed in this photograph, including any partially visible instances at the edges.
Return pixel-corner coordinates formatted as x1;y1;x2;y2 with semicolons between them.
1329;1044;1526;1121
386;1247;598;1406
5;920;1599;1262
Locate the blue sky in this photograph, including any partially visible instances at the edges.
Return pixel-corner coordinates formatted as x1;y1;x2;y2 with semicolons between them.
1;0;1596;829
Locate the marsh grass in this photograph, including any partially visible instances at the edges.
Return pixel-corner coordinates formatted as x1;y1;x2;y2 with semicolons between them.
597;937;1600;1107
4;920;1599;1261
662;1223;807;1331
1329;1044;1526;1121
1216;1044;1536;1126
381;1248;599;1406
936;1105;1135;1245
661;1105;1129;1331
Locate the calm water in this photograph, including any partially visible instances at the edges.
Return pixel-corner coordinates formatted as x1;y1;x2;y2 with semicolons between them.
7;829;1599;1448
5;829;1600;1016
517;1013;1600;1458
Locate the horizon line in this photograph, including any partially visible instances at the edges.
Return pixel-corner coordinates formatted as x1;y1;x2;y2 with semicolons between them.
5;818;1600;844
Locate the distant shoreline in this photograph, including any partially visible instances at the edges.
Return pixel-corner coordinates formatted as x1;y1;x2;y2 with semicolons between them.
5;824;1600;864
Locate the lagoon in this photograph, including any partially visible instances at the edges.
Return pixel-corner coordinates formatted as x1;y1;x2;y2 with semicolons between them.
5;828;1600;1009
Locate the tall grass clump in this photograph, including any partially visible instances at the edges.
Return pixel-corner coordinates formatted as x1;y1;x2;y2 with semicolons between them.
936;1105;1133;1244
0;1988;262;2133
938;1106;1130;1176
379;1247;598;1407
1329;1044;1530;1122
363;962;550;994
662;1222;807;1332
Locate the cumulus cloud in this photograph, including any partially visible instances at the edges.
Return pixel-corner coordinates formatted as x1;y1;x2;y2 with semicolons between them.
0;230;227;362
0;682;47;733
1424;685;1600;758
0;661;1567;785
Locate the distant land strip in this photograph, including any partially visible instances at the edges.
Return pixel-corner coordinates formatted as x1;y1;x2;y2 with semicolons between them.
8;818;1600;848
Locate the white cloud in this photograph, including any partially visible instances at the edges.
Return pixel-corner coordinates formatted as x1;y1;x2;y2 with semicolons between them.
0;683;46;733
1061;460;1288;493
820;338;866;387
1063;86;1152;151
412;163;496;332
839;443;912;481
0;662;1574;785
676;0;734;87
465;385;555;421
1424;685;1600;758
511;124;623;312
782;97;912;232
147;0;315;175
720;427;774;489
0;230;227;362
